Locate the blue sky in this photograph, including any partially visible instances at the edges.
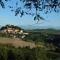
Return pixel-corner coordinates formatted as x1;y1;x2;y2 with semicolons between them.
0;0;60;29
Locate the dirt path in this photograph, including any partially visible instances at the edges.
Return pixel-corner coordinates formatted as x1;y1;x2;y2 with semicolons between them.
0;37;36;48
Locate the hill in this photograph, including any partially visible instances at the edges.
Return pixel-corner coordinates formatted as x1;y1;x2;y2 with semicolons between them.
0;37;35;48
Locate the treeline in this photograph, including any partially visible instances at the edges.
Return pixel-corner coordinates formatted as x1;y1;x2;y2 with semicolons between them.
0;25;21;30
0;45;60;60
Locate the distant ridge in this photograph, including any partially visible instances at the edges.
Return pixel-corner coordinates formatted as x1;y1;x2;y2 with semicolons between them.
20;25;60;30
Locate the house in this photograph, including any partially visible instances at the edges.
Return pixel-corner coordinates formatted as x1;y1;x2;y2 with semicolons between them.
19;30;23;34
23;32;29;35
15;29;20;32
7;28;13;33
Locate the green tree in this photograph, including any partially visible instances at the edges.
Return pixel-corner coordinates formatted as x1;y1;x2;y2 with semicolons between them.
0;46;7;60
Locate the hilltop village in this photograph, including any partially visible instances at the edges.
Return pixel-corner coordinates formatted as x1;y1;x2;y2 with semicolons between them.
0;25;29;38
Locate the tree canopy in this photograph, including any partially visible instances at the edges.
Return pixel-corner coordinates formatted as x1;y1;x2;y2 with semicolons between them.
0;0;60;22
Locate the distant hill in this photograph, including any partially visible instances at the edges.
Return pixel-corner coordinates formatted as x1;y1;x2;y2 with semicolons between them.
20;25;60;30
20;25;49;30
25;28;60;34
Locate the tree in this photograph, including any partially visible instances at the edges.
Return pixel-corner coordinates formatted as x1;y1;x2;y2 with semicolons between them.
0;0;60;22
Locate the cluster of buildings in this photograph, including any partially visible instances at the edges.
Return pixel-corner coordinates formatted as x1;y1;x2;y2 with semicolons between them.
1;27;23;34
0;25;29;38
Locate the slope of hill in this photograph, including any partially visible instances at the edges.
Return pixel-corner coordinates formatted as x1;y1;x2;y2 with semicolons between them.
0;37;36;48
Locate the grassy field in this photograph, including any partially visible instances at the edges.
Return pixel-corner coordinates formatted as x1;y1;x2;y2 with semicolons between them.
0;37;36;48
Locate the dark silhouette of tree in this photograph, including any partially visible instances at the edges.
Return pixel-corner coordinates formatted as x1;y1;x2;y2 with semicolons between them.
0;0;60;22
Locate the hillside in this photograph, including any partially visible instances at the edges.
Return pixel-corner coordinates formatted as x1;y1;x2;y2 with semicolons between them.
0;37;36;48
0;28;60;60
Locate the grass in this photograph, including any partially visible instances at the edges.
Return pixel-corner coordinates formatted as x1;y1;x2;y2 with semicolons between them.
0;37;36;48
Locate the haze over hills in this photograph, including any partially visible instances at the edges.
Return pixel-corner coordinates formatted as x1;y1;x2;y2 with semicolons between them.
0;24;60;30
20;25;60;30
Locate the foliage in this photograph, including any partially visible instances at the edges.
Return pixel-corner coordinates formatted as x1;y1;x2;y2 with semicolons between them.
0;0;60;21
23;29;60;49
0;45;60;60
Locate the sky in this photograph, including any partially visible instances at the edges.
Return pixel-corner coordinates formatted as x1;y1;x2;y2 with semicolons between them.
0;0;60;29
